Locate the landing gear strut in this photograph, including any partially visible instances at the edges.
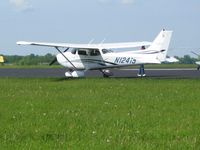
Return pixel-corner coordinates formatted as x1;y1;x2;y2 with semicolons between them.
100;69;113;78
137;64;146;77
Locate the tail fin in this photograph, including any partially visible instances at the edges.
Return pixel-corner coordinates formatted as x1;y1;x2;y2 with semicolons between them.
147;29;173;62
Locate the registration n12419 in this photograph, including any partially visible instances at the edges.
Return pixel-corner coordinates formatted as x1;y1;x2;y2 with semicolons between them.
114;57;136;64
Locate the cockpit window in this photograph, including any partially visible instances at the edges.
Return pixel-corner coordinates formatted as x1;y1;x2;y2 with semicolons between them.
72;48;101;56
78;50;87;55
90;49;100;56
102;49;113;54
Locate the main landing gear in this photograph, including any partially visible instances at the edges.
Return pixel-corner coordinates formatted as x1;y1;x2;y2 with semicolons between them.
65;70;85;78
100;69;113;77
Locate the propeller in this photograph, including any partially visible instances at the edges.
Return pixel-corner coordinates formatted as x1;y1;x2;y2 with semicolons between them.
49;47;70;66
49;57;57;66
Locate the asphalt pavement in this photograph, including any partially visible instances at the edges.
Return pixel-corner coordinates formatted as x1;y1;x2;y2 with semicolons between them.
0;68;200;78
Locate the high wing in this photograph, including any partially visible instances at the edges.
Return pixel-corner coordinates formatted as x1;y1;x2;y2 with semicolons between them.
17;41;152;49
196;61;200;65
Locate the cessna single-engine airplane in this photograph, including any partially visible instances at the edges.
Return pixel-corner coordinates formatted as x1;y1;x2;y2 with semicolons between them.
17;29;173;77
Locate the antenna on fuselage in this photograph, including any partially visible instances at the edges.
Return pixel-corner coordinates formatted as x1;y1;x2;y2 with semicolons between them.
99;38;106;46
88;39;95;46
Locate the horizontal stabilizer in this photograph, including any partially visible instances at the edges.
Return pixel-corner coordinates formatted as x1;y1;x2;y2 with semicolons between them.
165;56;179;63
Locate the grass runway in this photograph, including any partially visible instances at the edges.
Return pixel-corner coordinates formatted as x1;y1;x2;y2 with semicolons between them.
0;78;200;149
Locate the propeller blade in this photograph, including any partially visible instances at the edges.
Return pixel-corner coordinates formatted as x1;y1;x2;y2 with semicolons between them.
49;57;57;66
55;47;76;69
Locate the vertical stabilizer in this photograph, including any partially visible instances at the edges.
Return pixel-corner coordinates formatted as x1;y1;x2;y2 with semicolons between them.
147;29;173;62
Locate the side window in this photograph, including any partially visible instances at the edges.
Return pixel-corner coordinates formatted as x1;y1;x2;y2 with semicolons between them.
90;49;100;56
102;49;111;54
78;50;87;55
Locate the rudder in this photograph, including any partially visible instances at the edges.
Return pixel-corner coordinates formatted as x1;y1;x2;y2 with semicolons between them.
147;29;173;62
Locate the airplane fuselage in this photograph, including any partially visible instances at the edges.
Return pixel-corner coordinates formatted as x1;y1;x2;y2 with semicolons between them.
56;49;160;70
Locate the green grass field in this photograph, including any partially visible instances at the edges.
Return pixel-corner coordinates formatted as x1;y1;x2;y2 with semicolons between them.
0;78;200;149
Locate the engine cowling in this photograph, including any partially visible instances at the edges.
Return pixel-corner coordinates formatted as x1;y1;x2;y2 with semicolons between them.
65;71;85;78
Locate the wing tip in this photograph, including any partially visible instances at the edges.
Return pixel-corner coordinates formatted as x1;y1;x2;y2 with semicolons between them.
16;41;32;45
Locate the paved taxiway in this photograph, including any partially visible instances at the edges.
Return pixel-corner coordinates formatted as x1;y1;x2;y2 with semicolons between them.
0;68;200;78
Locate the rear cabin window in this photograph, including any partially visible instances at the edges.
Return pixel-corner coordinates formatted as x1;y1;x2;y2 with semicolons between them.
102;49;113;54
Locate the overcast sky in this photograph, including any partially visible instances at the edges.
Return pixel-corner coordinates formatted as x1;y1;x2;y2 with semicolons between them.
0;0;200;56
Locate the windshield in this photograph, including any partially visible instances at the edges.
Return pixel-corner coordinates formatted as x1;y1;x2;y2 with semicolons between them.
71;48;77;54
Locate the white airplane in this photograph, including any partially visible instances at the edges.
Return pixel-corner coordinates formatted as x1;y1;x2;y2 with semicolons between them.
17;29;173;77
0;55;5;64
191;51;200;70
165;56;179;63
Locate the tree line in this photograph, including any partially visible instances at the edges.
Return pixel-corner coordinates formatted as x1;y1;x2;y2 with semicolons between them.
174;55;198;64
0;54;199;65
3;53;56;65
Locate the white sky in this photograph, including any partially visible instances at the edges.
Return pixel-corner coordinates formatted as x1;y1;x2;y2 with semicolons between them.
0;0;200;56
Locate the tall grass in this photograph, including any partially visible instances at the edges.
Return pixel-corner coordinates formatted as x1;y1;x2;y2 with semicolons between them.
0;78;200;149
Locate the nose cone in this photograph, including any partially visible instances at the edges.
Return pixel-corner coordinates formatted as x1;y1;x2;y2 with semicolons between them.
56;52;77;69
49;57;57;66
56;53;67;67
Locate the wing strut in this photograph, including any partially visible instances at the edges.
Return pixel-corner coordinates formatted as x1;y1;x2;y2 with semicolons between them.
55;47;77;70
